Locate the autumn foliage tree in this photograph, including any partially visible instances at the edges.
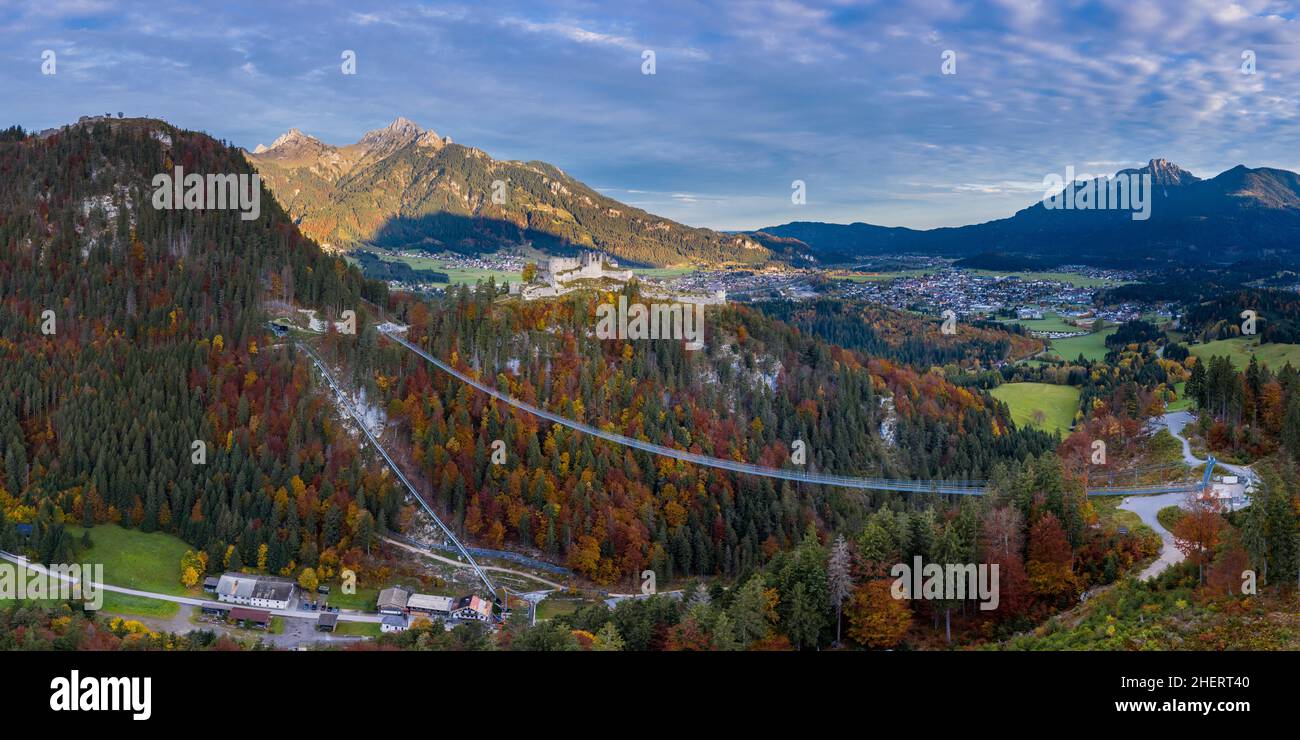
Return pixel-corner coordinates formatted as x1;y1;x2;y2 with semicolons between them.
1206;536;1250;599
1026;512;1075;604
846;580;912;649
1172;492;1224;585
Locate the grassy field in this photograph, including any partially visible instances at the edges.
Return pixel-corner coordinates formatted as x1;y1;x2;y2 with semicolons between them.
372;254;519;286
989;382;1080;435
1090;496;1145;532
833;268;937;283
318;585;378;611
0;556;179;617
99;592;179;617
1166;381;1193;412
966;269;1129;288
0;560;61;608
630;266;697;279
68;524;193;597
1046;327;1116;363
535;595;597;621
1001;311;1087;334
1188;337;1300;371
312;573;462;610
334;620;384;637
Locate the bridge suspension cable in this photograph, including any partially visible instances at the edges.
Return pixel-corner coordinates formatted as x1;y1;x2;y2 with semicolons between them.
381;329;1205;498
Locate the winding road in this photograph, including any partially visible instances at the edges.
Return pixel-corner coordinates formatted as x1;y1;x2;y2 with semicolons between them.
1118;411;1252;579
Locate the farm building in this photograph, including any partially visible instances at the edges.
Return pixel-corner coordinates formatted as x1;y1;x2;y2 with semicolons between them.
377;587;411;615
406;593;453;617
229;606;272;629
216;573;295;610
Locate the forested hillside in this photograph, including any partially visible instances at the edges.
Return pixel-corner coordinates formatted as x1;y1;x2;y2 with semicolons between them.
0;118;400;579
1183;288;1300;344
756;299;1045;368
377;454;1155;650
1186;352;1300;461
324;282;1057;585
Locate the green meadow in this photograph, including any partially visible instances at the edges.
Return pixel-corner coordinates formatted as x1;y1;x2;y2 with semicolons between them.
630;266;698;279
1047;327;1116;363
833;269;937;283
1000;311;1086;334
1188;337;1300;371
989;382;1080;436
966;269;1130;289
67;524;193;598
390;255;520;286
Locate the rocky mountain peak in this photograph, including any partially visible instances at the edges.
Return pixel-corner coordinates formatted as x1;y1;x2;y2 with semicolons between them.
267;128;321;150
1142;158;1200;186
359;116;435;151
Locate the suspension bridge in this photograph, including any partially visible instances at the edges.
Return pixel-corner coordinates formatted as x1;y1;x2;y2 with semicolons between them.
378;327;1217;499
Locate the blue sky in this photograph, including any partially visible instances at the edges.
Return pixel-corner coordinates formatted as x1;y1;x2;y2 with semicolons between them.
5;0;1300;230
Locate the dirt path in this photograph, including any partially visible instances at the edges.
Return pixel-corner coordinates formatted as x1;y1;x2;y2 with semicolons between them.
382;537;567;590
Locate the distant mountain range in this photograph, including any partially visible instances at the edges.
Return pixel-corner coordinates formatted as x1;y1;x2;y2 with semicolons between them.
756;159;1300;269
246;117;769;267
248;124;1300;271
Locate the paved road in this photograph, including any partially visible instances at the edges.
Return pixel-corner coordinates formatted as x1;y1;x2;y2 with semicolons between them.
128;605;372;648
1118;412;1255;579
1119;491;1187;579
0;551;383;623
1161;410;1253;479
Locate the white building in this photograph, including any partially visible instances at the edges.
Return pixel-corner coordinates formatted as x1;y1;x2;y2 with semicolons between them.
215;573;295;610
381;614;409;633
451;595;494;622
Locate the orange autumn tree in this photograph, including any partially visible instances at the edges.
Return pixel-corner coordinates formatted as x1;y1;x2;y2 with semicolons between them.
1172;492;1225;585
1026;512;1075;604
846;580;912;649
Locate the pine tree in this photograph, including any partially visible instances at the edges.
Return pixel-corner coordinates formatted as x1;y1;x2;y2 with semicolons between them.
1241;492;1269;585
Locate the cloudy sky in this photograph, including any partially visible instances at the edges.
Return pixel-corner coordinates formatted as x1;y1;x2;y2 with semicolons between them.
5;0;1300;230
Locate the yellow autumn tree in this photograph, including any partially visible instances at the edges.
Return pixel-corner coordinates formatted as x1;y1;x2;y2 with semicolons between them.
180;550;207;589
847;580;912;649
